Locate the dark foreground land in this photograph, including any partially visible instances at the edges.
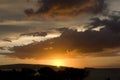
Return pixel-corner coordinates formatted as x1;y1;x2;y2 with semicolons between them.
85;68;120;80
0;64;120;80
0;64;89;80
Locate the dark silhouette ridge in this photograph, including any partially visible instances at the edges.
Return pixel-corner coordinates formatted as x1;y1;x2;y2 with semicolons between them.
105;77;111;80
0;64;89;80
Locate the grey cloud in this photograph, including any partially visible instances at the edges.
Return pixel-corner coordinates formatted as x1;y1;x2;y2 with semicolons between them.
25;0;107;19
0;24;48;38
5;13;120;59
0;25;26;40
20;32;47;37
2;38;12;42
87;12;120;33
0;47;5;50
0;25;28;33
0;0;37;20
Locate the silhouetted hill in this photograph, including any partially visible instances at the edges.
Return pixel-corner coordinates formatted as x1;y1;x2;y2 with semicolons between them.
0;64;89;80
1;64;120;80
0;64;66;70
0;64;48;69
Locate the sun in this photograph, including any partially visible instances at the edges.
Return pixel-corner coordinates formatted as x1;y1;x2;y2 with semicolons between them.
51;59;64;67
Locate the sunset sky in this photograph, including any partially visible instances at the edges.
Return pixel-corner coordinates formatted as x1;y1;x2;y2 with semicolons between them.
0;0;120;68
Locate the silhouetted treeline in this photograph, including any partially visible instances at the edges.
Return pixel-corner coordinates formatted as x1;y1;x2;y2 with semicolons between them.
0;67;89;80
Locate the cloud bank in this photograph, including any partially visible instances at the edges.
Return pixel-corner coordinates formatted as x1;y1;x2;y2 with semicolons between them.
6;14;120;59
25;0;106;19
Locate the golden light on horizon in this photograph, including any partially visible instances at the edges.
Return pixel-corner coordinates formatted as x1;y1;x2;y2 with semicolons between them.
51;59;64;67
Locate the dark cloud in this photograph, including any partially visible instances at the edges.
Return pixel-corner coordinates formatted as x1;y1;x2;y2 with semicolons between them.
0;25;29;35
20;32;47;37
25;0;106;19
87;13;120;33
6;14;120;59
2;38;12;42
0;47;5;50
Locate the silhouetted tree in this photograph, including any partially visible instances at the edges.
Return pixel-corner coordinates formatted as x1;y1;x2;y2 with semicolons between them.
105;77;110;80
63;68;89;80
20;68;36;80
0;67;89;80
38;67;57;80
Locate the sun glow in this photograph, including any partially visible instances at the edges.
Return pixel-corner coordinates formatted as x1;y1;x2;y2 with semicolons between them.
51;59;64;67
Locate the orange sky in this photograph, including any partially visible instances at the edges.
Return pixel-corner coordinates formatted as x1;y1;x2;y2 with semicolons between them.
1;55;120;68
0;0;120;68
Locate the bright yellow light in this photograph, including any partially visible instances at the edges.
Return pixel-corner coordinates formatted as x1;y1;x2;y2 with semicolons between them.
51;59;64;67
